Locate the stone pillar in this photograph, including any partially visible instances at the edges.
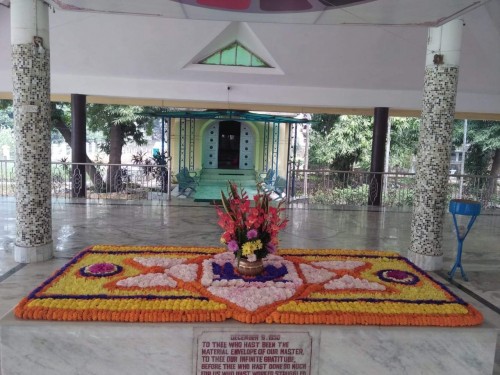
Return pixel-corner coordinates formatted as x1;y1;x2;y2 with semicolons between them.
11;0;53;263
368;107;389;206
71;94;86;198
408;19;464;271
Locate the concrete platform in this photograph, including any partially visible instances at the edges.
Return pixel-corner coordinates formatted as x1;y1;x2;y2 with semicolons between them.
1;201;500;374
0;310;497;375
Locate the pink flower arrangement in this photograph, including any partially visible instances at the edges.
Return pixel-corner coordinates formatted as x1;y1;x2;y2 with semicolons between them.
216;182;288;262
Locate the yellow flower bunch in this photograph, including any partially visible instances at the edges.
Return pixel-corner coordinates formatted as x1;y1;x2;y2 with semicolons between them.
242;240;263;257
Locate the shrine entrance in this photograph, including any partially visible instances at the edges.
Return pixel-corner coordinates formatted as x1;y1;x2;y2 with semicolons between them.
203;120;256;170
218;121;241;169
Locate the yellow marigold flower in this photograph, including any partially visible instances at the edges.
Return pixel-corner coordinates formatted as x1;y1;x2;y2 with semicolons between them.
242;240;263;256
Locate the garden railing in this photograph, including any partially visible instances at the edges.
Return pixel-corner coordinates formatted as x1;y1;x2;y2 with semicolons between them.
0;160;172;203
289;169;500;210
1;160;499;211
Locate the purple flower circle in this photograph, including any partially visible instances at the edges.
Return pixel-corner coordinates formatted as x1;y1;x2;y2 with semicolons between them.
377;269;419;285
80;263;123;277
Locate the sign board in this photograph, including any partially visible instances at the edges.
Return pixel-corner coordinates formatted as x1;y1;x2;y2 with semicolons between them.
196;331;312;375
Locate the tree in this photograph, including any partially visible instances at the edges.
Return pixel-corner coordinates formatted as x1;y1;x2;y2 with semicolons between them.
0;99;11;111
2;101;158;191
309;115;373;170
389;117;420;170
0;100;13;130
50;102;107;189
453;120;500;176
86;104;155;191
310;114;341;136
0;100;14;159
308;114;421;172
51;103;165;192
453;120;500;199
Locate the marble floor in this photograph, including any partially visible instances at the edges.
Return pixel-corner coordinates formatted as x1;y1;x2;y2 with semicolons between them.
0;197;499;373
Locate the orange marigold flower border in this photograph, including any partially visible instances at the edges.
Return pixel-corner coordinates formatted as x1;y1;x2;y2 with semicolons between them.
14;245;483;326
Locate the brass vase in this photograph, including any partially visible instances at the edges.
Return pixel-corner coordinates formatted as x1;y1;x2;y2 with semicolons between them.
237;258;264;276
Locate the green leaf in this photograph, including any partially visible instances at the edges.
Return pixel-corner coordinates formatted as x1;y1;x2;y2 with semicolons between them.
221;190;238;220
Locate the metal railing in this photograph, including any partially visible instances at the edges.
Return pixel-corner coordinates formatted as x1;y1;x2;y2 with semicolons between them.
289;169;500;210
2;160;499;211
0;160;15;197
0;160;172;203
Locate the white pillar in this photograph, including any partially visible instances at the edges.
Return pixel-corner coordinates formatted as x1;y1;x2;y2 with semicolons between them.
425;19;464;67
11;0;53;263
408;18;464;271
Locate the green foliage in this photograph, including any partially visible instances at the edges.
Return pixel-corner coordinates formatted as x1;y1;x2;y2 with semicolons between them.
460;120;500;152
463;144;491;176
389;117;420;170
310;114;341;136
308;114;421;172
384;187;415;207
0;100;13;129
87;104;155;154
311;185;368;205
453;120;500;175
0;99;12;111
51;102;71;126
0;101;162;165
50;102;71;143
0;101;14;157
309;115;373;170
310;184;415;207
131;149;169;180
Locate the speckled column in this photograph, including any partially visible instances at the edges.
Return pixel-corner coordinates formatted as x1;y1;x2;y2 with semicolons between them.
408;19;464;270
11;0;53;262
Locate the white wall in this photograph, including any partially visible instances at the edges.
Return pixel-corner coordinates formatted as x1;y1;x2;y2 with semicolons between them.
1;5;499;114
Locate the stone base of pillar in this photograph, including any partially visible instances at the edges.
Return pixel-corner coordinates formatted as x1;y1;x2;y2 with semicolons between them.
14;242;53;263
408;250;443;271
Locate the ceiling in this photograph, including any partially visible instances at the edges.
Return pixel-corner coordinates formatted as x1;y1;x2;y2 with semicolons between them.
43;0;491;26
0;0;499;116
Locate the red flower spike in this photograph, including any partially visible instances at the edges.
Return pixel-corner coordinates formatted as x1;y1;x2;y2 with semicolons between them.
216;181;288;260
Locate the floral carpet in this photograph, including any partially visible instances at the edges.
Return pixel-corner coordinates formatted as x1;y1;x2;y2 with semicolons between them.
15;245;483;326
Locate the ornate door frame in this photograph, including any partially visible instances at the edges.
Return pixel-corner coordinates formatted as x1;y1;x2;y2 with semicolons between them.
202;121;256;170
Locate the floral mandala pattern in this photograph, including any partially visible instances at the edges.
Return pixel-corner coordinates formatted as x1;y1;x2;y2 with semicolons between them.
113;257;198;289
15;245;483;326
200;253;302;312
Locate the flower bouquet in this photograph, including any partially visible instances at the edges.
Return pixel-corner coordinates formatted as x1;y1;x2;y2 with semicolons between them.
216;182;288;275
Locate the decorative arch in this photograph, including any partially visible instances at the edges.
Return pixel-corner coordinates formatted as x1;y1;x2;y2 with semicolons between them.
200;120;258;170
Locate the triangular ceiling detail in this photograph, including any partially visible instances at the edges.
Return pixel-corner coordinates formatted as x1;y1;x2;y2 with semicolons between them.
183;22;284;74
198;41;271;68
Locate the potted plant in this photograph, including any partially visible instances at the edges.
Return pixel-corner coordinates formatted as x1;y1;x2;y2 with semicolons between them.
216;182;288;276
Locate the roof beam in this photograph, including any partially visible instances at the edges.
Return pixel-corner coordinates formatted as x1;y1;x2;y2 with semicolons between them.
1;91;499;120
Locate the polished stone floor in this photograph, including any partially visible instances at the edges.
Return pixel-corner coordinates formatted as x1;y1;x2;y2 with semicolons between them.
0;197;499;373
